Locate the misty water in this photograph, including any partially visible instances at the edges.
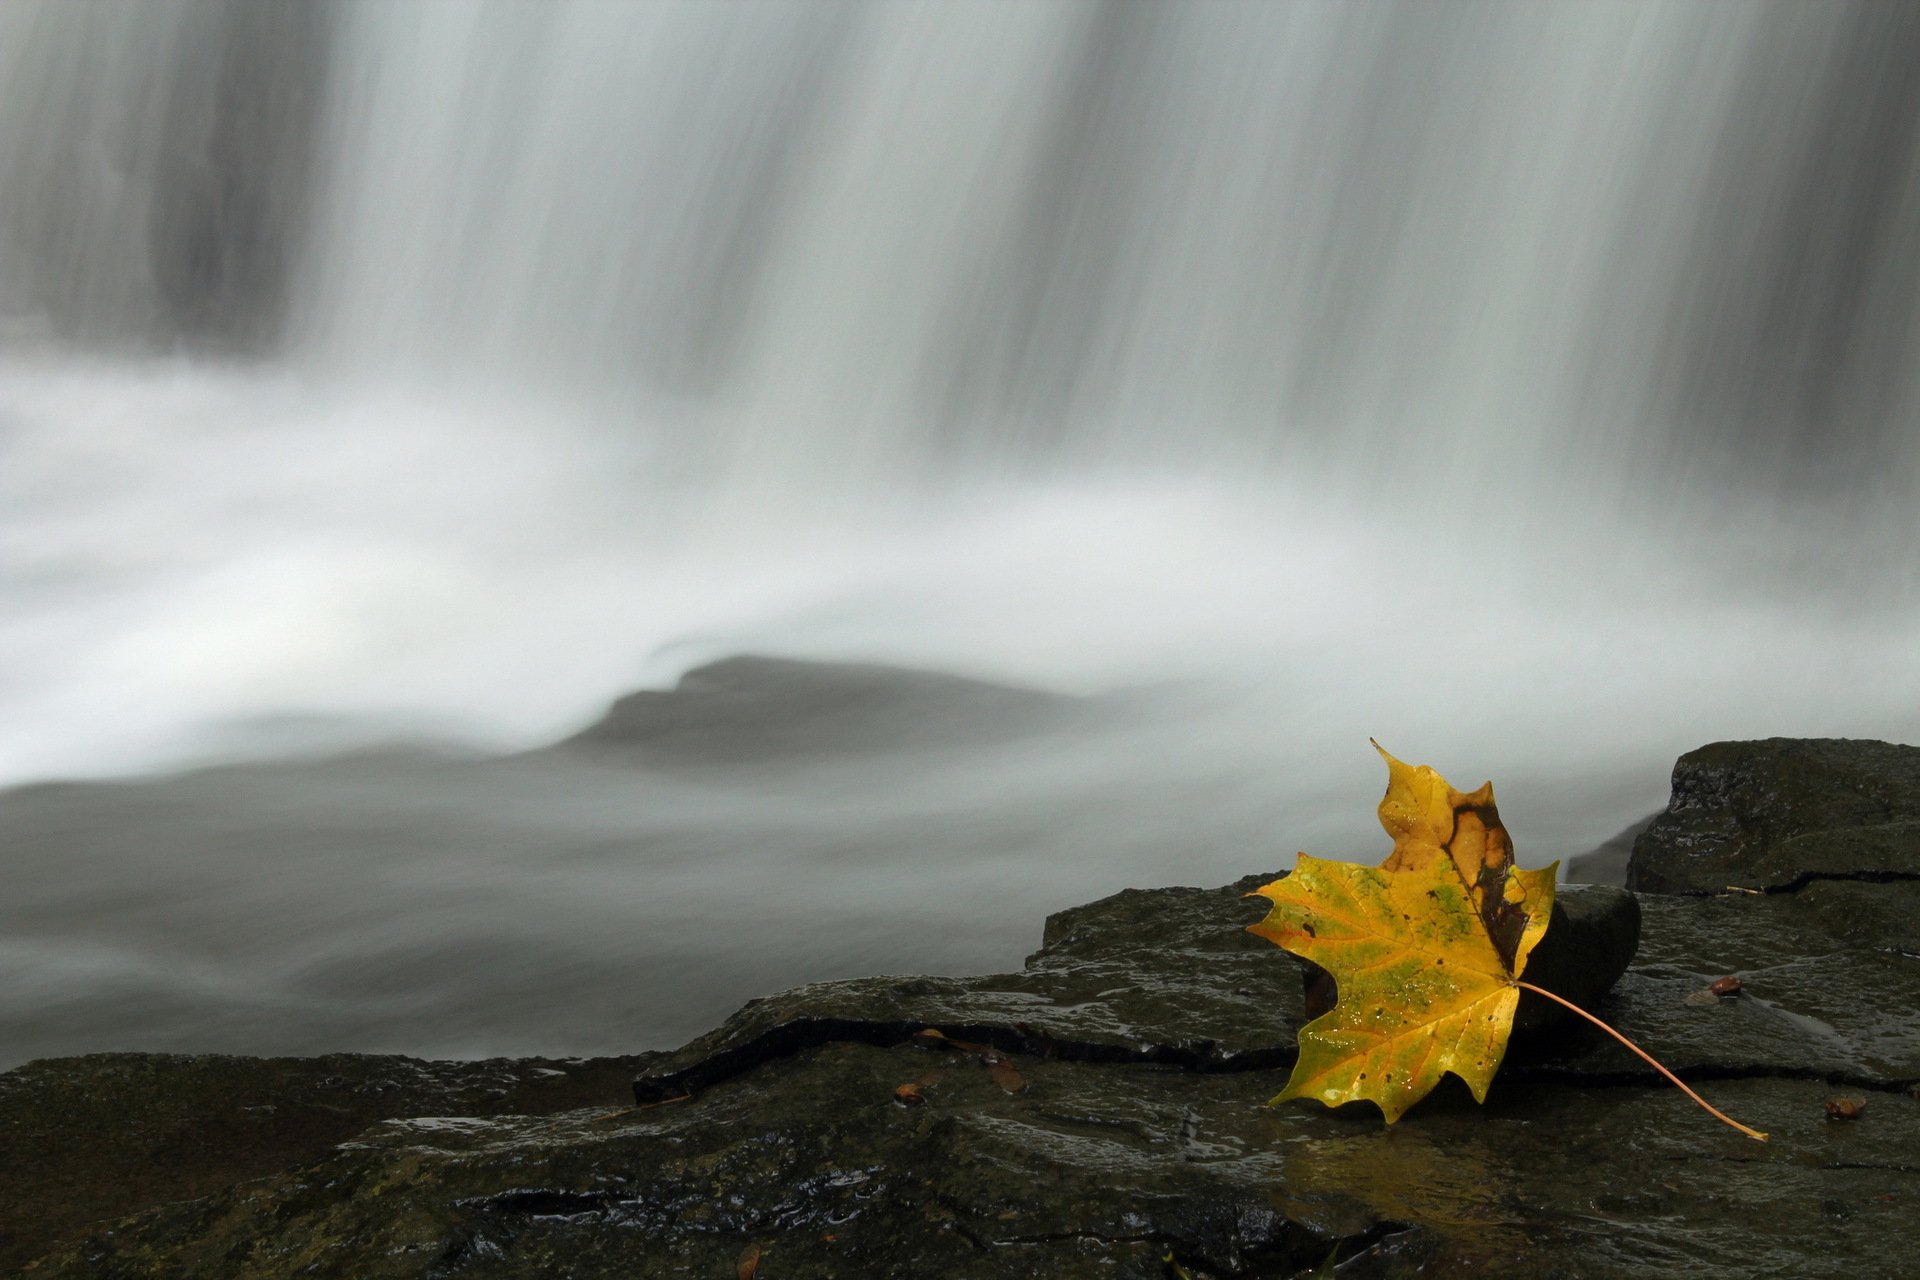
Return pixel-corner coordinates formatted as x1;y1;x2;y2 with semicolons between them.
2;0;1918;1070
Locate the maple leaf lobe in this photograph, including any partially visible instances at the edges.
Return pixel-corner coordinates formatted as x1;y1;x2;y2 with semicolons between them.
1372;742;1534;970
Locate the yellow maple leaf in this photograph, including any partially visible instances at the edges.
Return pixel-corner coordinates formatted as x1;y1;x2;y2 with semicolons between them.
1248;746;1767;1140
1251;745;1554;1119
1249;851;1552;1121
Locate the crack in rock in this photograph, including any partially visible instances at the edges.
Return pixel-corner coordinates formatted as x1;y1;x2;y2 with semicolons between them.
633;1017;1292;1104
1756;869;1920;895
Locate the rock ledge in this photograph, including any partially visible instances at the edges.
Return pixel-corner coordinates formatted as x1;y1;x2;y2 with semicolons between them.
5;738;1918;1277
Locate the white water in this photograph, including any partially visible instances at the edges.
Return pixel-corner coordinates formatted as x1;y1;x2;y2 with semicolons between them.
1;0;1914;786
2;354;1913;817
1;1;1918;1060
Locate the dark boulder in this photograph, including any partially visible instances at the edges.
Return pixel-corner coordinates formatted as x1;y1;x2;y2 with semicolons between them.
1513;882;1641;1034
1628;737;1920;895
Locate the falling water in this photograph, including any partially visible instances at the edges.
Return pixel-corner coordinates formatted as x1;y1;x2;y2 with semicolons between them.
2;0;1918;1063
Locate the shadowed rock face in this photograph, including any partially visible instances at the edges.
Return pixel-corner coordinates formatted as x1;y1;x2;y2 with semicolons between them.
7;739;1919;1277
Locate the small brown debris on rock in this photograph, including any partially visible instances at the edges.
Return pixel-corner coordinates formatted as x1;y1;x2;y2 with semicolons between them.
982;1052;1028;1096
913;1025;1028;1093
737;1243;763;1279
1824;1096;1867;1121
893;1083;924;1107
1685;975;1744;1005
916;1027;997;1056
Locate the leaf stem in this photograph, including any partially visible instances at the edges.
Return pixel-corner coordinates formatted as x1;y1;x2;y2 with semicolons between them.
1514;981;1769;1142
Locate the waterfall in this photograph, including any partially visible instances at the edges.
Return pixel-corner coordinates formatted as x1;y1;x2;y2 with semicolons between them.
0;0;327;351
285;0;1920;504
0;1;1917;783
6;1;1918;485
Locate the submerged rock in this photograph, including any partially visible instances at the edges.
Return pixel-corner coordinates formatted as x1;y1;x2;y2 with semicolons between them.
7;738;1920;1277
553;654;1101;765
1562;812;1657;885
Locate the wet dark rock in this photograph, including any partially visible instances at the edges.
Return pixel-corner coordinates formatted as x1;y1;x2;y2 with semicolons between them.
1628;737;1920;895
1512;883;1641;1035
622;880;1634;1120
626;872;1306;1106
552;654;1098;765
0;1052;649;1276
9;739;1920;1276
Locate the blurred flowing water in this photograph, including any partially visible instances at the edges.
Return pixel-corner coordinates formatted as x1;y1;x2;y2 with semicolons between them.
1;0;1917;1066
